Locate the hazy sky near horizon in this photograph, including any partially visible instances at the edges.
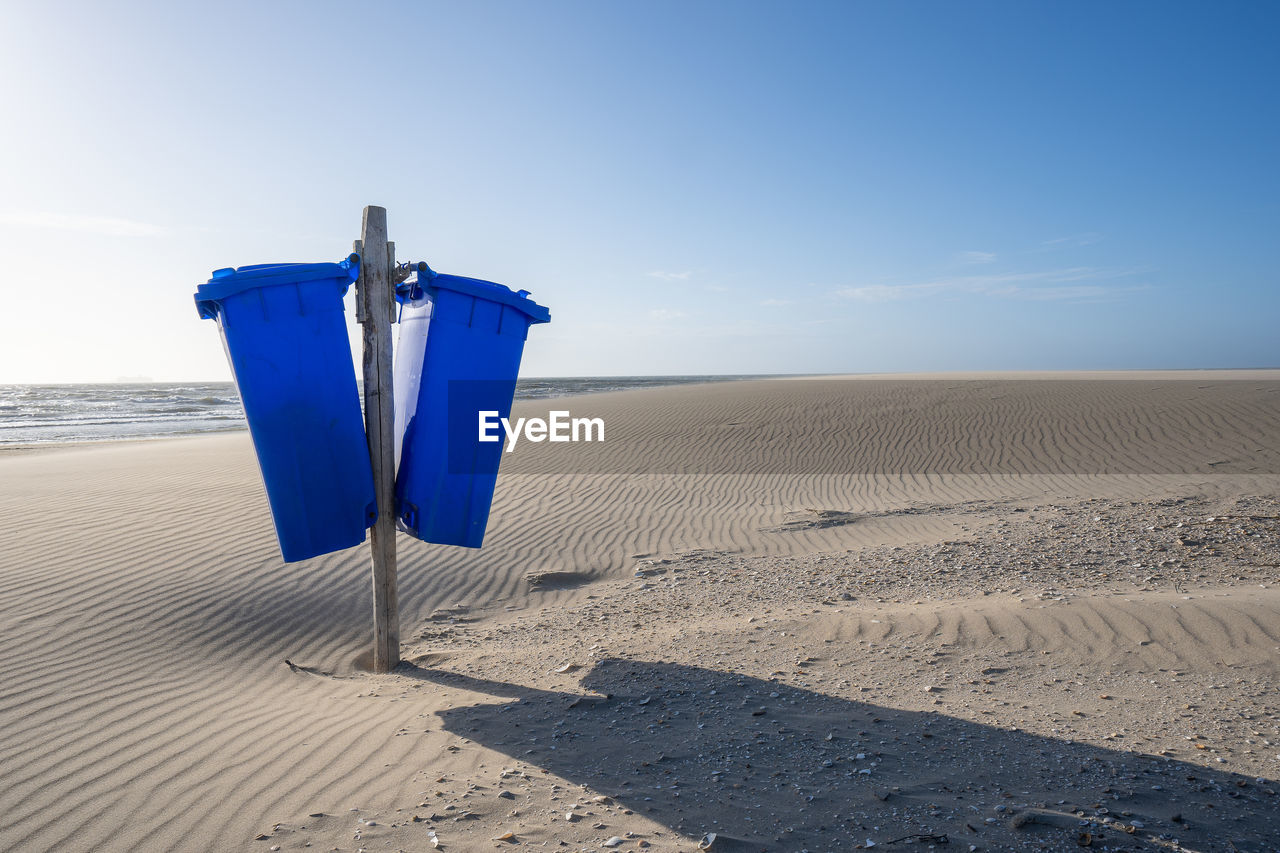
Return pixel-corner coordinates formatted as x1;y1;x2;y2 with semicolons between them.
1;0;1277;382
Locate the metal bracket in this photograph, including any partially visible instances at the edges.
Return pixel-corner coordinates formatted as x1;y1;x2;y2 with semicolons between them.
390;263;416;286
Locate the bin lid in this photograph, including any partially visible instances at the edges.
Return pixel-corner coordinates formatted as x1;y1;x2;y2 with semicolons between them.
195;255;360;320
421;273;550;325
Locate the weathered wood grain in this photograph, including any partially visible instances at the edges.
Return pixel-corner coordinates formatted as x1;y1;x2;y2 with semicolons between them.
357;206;399;672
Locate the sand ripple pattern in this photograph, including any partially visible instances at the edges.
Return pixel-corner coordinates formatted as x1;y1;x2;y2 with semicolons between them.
501;378;1280;474
1;378;1278;850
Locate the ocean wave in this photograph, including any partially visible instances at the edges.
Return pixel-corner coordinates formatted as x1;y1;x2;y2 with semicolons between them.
0;378;754;445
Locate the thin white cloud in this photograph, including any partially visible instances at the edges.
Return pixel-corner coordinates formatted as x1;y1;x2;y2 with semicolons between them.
759;298;792;307
0;211;172;237
834;267;1146;303
1006;284;1122;301
583;317;808;339
1040;232;1103;249
647;270;691;281
836;283;929;303
957;250;997;264
648;308;686;321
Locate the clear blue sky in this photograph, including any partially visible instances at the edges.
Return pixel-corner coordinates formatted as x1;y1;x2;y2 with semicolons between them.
1;0;1276;381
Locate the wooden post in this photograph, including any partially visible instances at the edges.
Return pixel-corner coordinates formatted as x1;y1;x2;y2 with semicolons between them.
357;206;399;672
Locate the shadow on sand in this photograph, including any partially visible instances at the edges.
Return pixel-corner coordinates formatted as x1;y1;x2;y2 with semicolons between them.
397;658;1278;852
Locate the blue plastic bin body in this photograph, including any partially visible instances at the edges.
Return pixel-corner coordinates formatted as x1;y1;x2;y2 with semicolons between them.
194;256;377;562
394;272;549;547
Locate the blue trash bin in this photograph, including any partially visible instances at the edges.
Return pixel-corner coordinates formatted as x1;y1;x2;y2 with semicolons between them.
393;269;550;547
194;255;377;562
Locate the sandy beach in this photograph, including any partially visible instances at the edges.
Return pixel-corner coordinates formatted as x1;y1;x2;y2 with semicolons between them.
1;374;1279;852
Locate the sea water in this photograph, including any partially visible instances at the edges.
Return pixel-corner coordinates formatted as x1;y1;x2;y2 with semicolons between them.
0;376;760;446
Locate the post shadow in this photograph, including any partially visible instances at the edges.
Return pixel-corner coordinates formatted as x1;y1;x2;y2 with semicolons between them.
399;659;1279;852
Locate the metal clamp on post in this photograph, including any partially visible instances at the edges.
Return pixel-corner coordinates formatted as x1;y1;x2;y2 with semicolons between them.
390;262;416;287
393;262;433;323
393;262;434;298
